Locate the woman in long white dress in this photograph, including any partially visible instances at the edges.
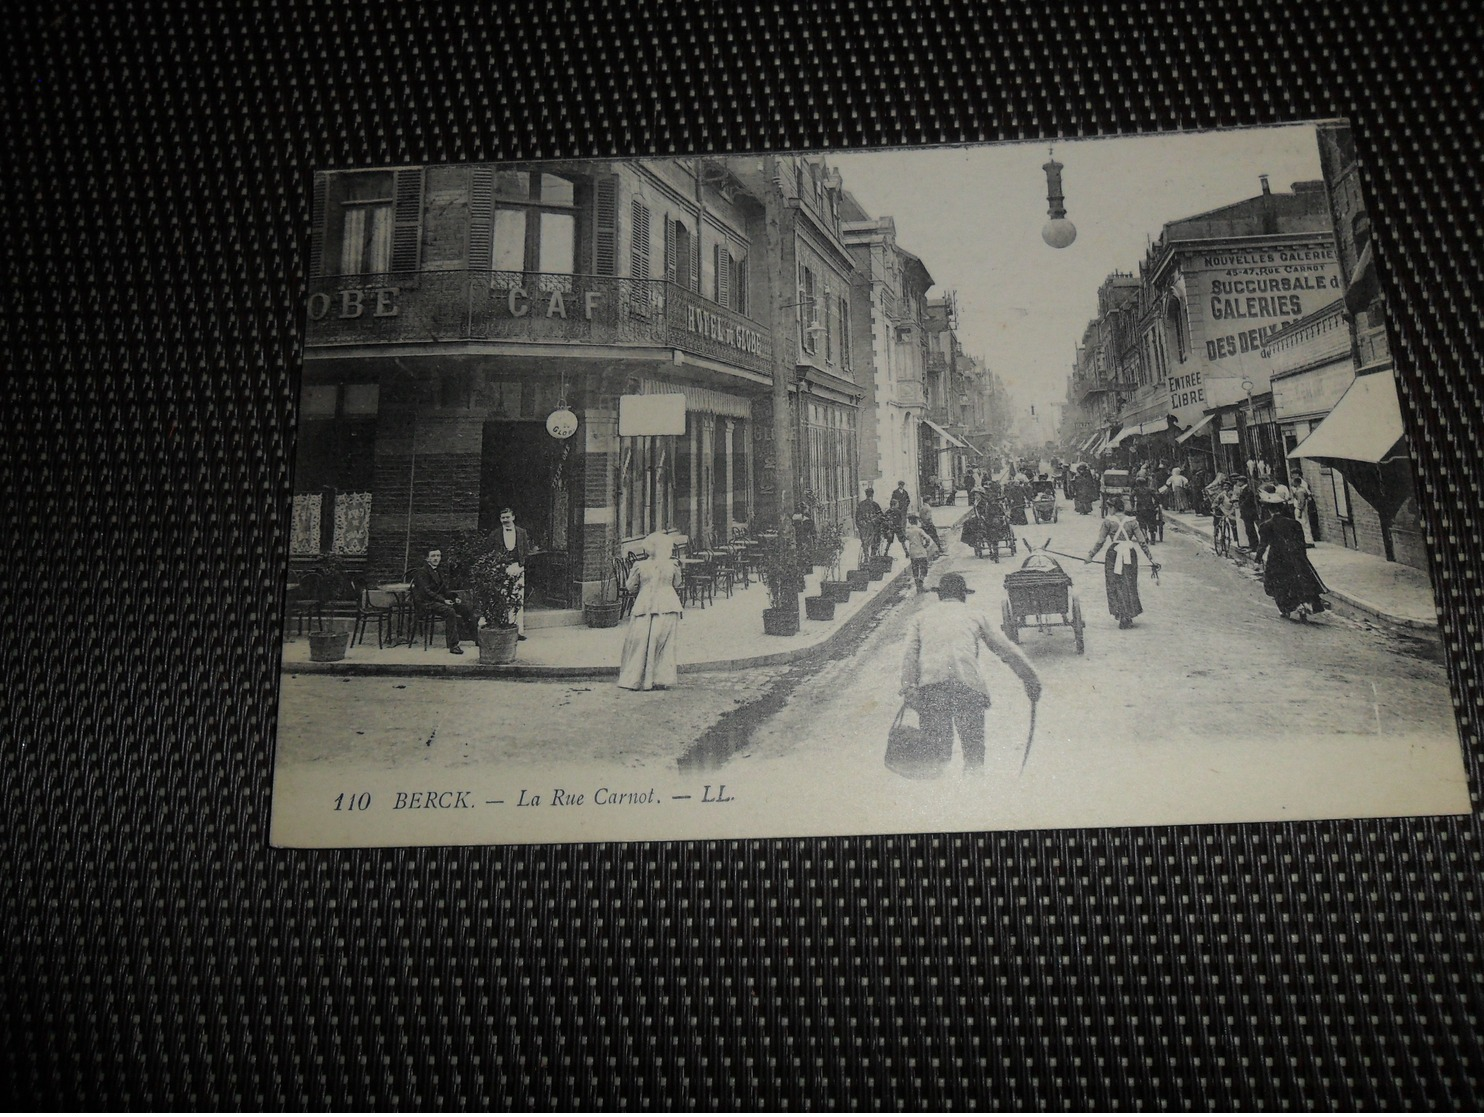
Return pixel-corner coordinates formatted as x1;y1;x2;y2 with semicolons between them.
617;533;685;691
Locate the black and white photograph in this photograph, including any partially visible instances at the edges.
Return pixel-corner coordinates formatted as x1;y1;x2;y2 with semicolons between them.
270;122;1470;847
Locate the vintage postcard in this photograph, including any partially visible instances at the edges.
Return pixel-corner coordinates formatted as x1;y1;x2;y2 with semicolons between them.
271;122;1471;847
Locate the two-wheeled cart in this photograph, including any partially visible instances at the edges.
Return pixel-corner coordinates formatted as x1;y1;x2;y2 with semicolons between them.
1000;549;1085;654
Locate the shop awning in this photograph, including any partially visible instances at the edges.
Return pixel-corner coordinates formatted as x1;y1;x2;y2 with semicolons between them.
922;418;969;449
1078;430;1102;452
1087;430;1111;456
1176;413;1216;445
1288;371;1407;464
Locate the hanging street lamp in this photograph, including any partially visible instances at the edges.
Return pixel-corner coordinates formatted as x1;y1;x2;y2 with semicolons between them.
1042;148;1078;249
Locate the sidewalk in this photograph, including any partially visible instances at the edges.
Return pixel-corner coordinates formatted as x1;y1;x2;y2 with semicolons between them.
1162;508;1441;630
283;499;969;678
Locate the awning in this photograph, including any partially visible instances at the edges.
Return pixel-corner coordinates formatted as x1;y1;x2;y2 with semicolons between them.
1104;424;1142;450
1078;430;1102;452
922;418;969;449
1176;413;1216;445
1087;431;1111;456
1288;370;1407;464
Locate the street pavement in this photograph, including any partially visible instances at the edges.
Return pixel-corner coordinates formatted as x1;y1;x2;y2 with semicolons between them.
272;492;1470;841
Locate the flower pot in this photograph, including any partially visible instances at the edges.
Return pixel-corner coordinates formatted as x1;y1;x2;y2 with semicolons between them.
478;625;520;664
846;569;871;591
866;560;887;580
763;606;801;637
804;595;836;622
822;580;853;604
308;630;350;662
875;554;895;571
583;602;623;629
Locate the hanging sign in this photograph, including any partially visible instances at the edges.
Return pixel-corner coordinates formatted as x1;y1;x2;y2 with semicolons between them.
1219;428;1241;445
546;407;579;439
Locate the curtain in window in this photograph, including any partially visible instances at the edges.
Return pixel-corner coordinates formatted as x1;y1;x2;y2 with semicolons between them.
340;205;393;275
291;494;322;556
331;492;373;555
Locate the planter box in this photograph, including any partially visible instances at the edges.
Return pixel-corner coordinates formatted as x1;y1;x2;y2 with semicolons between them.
846;569;871;591
866;561;887;581
478;626;520;664
821;580;853;604
804;595;836;622
583;602;623;629
308;630;350;662
762;606;800;637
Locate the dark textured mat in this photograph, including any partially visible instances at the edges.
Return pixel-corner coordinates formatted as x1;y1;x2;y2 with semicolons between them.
5;1;1481;1108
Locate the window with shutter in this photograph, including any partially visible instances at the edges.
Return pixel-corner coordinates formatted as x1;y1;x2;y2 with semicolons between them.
389;168;424;272
689;229;700;292
594;177;619;275
734;255;748;316
629;200;650;279
309;172;327;278
715;245;730;307
467;167;495;271
337;172;395;275
664;216;677;284
840;294;852;369
824;283;834;362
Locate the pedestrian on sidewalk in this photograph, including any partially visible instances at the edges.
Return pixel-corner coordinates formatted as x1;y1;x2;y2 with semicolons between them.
1085;497;1159;629
899;572;1042;772
904;514;941;593
1256;504;1329;621
855;488;884;559
617;533;686;691
1163;466;1190;512
1289;471;1317;546
492;507;532;639
1233;477;1261;552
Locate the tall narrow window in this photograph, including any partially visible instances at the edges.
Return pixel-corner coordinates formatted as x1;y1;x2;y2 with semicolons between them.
839;294;852;369
799;266;818;353
823;283;834;362
338;173;394;275
733;255;748;316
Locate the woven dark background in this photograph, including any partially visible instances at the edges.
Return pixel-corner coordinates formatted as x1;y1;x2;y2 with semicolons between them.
6;0;1482;1108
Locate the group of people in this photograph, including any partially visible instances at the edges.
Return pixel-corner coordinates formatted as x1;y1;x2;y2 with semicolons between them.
409;507;532;656
1205;468;1327;620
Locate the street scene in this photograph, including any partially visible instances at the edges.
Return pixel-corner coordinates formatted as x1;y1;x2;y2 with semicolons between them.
272;124;1470;847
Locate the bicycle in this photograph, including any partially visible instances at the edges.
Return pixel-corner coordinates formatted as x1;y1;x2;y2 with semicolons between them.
1212;513;1236;558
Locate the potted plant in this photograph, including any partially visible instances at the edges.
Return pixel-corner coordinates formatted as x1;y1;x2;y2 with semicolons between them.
469;551;523;664
761;544;802;637
804;520;845;621
584;548;625;628
303;554;354;661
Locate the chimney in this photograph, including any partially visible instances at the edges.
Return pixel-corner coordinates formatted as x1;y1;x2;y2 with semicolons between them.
1259;174;1272;195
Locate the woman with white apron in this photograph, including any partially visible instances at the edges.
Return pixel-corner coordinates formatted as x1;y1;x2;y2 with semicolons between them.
1085;496;1160;629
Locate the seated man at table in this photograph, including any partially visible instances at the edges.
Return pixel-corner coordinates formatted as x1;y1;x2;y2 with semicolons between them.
410;547;477;655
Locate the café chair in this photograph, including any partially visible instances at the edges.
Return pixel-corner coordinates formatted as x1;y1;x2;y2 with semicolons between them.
352;587;398;649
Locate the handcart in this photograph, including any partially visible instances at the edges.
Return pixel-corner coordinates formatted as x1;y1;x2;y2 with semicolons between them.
1000;545;1085;654
1100;468;1132;515
1030;479;1059;524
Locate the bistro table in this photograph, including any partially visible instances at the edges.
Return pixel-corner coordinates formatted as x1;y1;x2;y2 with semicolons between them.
375;582;414;646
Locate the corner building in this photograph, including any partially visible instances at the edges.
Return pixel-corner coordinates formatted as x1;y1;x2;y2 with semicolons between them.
298;159;774;607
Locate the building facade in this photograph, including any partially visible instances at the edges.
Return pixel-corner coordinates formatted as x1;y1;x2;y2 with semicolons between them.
299;158;777;608
1064;181;1343;474
841;210;932;505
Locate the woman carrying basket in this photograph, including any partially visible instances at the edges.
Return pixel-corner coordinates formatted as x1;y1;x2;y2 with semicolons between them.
1085;496;1160;629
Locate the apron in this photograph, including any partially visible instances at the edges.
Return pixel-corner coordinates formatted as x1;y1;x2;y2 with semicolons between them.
1110;516;1139;575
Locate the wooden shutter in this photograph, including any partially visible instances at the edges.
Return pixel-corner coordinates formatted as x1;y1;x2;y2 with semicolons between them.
467;167;494;270
308;172;327;278
664;217;677;284
390;168;424;272
629;199;650;279
735;255;747;316
690;229;701;291
594;176;619;275
715;245;729;307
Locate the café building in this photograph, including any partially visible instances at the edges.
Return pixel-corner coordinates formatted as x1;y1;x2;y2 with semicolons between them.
295;157;775;608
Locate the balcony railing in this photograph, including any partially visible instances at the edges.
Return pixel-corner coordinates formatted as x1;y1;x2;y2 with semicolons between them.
306;270;772;377
1078;378;1136;402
